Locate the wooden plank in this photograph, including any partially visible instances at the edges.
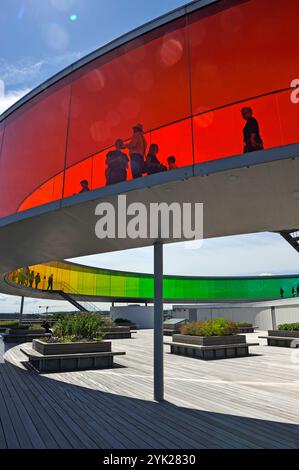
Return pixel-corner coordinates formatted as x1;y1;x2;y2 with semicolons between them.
1;331;299;449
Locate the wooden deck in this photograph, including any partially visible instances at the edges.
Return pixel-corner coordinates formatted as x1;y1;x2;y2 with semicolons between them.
0;330;299;449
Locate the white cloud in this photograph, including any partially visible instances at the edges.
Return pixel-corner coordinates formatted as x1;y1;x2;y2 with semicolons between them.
0;88;31;115
0;51;82;89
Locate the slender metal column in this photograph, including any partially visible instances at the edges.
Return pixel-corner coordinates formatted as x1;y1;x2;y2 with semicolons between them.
271;306;276;330
154;242;164;401
19;296;24;324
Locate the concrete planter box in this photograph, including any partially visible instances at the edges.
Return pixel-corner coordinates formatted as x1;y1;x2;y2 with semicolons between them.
260;330;299;347
103;326;131;339
172;334;246;346
32;339;111;355
237;326;255;333
114;322;137;330
268;330;299;338
7;328;44;336
167;334;255;360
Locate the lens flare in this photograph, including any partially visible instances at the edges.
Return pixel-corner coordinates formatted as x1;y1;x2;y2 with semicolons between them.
69;14;78;21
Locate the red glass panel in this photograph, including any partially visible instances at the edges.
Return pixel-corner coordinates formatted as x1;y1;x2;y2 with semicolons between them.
189;0;299;113
194;94;283;163
18;172;64;212
276;90;299;147
63;157;93;198
0;123;4;155
149;119;193;169
0;81;70;218
66;17;189;170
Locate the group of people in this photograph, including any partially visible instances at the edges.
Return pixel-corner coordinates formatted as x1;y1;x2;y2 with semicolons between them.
280;286;299;298
12;268;54;291
105;123;178;185
77;123;178;192
77;109;263;193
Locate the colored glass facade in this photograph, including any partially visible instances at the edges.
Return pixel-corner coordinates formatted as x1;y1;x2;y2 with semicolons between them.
0;0;299;219
7;261;299;301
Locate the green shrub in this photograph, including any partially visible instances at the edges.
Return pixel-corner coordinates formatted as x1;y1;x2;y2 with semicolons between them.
52;313;105;343
278;323;299;331
237;322;252;327
180;318;238;337
0;321;20;327
28;324;43;330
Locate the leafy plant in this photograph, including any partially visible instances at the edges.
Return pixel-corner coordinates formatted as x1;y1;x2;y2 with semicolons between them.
50;313;105;343
278;323;299;331
0;321;20;327
180;318;238;337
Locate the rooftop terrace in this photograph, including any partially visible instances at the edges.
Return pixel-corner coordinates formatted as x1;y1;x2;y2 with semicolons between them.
0;330;298;449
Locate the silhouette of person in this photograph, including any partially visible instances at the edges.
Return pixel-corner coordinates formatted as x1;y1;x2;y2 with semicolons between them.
35;273;41;289
297;285;299;297
47;274;54;291
24;266;30;286
241;107;264;153
126;123;147;179
41;320;52;335
167;156;177;170
29;270;34;288
106;139;129;185
280;287;284;298
292;287;296;297
145;144;167;175
79;180;90;193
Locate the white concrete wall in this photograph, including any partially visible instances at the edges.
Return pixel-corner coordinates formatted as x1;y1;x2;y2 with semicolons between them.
110;306;154;329
172;303;299;331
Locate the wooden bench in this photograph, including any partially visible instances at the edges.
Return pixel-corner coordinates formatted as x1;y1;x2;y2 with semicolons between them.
164;341;259;360
20;346;126;373
259;335;299;348
2;332;51;343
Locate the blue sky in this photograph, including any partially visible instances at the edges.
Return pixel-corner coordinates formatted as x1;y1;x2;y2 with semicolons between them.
1;0;299;313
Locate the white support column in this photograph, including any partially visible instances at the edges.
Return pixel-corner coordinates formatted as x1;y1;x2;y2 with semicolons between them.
154;242;164;402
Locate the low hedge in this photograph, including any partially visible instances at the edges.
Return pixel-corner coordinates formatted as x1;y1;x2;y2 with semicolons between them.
237;322;253;327
44;313;106;343
278;323;299;331
180;318;238;337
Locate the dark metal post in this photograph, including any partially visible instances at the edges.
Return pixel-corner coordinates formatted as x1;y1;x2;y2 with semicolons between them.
154;242;164;401
19;296;24;324
271;306;276;330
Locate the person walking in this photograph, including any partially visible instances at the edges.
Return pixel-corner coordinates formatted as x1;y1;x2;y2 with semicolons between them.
126;123;147;179
106;139;129;185
35;272;41;289
241;107;264;153
29;270;34;288
47;274;54;291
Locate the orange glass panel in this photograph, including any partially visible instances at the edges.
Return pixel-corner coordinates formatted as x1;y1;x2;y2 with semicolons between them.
18;172;64;212
0;81;70;218
91;147;113;190
66;17;189;170
63;157;93;198
194;94;283;163
149;119;193;168
189;0;299;113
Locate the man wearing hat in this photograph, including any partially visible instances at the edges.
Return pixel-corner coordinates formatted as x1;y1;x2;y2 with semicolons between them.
126;123;147;179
